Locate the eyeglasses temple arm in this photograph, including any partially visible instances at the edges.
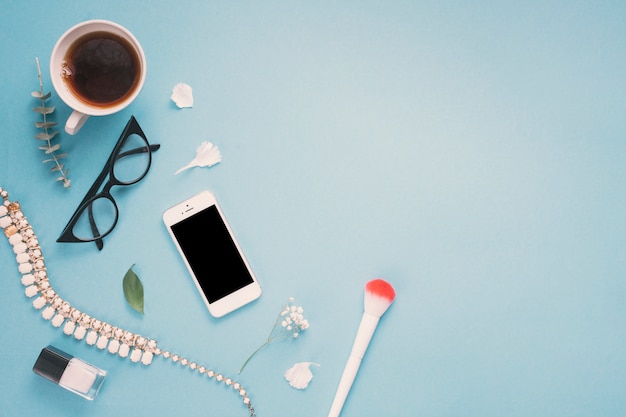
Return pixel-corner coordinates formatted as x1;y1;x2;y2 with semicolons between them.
87;203;105;251
116;143;160;160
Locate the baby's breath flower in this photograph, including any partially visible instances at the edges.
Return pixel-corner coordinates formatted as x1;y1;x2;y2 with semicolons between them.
239;297;310;373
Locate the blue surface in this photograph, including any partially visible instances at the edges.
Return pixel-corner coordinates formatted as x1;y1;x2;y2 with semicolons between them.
1;1;626;416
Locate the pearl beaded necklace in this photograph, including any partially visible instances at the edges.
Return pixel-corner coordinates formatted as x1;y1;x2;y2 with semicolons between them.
0;187;256;416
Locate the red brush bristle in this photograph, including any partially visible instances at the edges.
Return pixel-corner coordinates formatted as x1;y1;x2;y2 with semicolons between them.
363;279;396;317
365;279;396;302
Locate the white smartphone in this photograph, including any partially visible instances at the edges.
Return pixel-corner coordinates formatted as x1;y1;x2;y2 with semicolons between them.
162;190;262;317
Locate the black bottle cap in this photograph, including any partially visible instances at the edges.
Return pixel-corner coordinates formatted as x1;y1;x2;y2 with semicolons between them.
33;346;73;384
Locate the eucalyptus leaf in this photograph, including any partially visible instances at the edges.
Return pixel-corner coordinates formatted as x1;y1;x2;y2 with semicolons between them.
123;265;144;315
43;154;67;164
43;143;61;154
33;106;55;114
35;131;59;141
37;144;57;154
31;91;52;100
35;121;58;129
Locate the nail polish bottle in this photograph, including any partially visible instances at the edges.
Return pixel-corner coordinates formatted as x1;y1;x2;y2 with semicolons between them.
33;346;107;400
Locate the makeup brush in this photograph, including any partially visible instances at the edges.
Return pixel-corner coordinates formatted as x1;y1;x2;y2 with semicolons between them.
328;278;396;417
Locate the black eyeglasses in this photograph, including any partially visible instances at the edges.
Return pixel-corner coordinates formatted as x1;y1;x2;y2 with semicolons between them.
57;116;160;250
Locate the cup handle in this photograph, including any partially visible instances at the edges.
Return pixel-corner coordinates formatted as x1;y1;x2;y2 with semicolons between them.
65;111;89;135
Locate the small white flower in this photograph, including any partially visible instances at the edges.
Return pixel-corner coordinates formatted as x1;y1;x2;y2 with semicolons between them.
239;297;310;373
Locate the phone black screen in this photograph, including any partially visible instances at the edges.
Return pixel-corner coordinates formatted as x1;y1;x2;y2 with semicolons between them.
170;205;254;303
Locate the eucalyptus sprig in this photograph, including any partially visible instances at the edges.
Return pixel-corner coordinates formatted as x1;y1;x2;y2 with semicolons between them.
32;57;71;188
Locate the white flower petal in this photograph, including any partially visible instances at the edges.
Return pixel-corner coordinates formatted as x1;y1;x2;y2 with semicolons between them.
284;362;319;389
171;83;194;108
174;141;222;174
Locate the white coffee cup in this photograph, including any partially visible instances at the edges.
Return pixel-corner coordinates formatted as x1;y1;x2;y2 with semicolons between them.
50;20;146;135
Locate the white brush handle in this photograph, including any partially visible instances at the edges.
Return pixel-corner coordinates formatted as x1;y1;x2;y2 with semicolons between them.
328;312;380;417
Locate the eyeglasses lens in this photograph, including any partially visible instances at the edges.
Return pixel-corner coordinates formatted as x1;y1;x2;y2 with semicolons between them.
70;196;117;241
112;132;151;184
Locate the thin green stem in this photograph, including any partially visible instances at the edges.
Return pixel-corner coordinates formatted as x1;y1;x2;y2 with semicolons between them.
238;308;286;373
238;341;269;374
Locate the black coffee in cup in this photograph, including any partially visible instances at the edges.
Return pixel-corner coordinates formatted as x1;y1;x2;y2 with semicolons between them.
62;31;141;107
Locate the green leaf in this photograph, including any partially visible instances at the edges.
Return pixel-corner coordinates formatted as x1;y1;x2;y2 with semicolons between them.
33;106;55;114
43;143;61;154
32;91;52;100
123;265;144;315
35;131;59;141
35;121;58;129
44;154;67;164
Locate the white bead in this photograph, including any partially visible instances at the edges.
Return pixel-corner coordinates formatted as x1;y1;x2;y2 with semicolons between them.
21;274;35;286
85;330;98;346
96;335;109;350
18;263;33;274
32;297;46;309
0;205;7;217
130;348;142;363
24;285;39;298
74;326;87;340
63;321;76;335
0;216;11;228
108;339;120;354
42;306;55;320
9;233;22;245
13;242;27;254
51;314;65;327
141;351;153;365
118;344;130;358
16;252;29;263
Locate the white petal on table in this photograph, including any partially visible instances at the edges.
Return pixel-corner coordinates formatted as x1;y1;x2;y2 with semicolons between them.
175;141;222;175
171;83;194;108
284;362;320;389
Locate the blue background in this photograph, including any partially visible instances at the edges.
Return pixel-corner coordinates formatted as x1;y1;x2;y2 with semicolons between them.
1;1;626;416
